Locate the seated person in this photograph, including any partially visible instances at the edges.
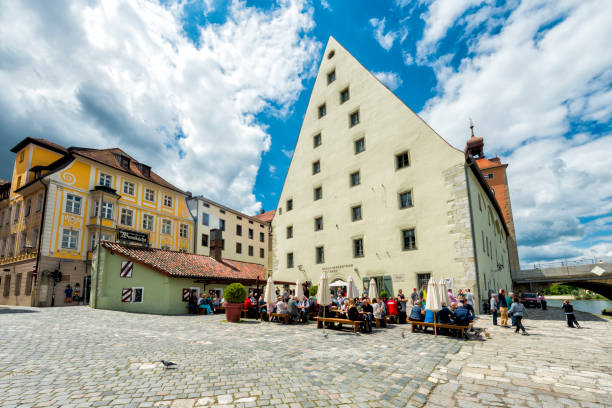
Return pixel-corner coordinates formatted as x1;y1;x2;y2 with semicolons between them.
361;298;374;328
461;300;475;319
212;295;220;308
331;295;339;308
452;303;473;326
372;299;386;320
424;309;436;323
275;297;288;316
297;296;310;322
437;302;455;324
409;303;425;322
348;300;371;333
198;294;212;315
258;297;268;321
341;299;350;312
287;295;299;321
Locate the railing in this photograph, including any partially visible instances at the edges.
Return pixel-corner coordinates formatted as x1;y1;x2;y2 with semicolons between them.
0;252;37;265
520;256;612;271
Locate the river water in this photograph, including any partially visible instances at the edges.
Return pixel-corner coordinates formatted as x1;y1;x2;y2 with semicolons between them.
546;299;612;314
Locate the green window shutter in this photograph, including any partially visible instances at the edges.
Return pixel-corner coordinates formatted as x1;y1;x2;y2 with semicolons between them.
383;275;393;296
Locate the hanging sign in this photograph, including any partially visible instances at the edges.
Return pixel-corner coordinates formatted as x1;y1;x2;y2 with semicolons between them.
117;228;149;245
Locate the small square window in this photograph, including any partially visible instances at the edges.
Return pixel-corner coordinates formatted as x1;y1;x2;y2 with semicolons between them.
399;191;413;209
99;173;112;188
286;225;293;239
340;88;349;103
402;228;416;250
201;234;208;247
220;209;226;214
327;70;336;84
313;134;322;148
19;151;24;162
396;151;410;169
316;246;325;264
354;138;365;154
314;216;323;231
163;195;173;207
487;173;494;179
287;253;294;268
236;243;242;254
123;181;135;195
162;219;172;235
350;171;360;187
349;111;360;127
286;199;293;211
351;205;362;221
179;224;188;238
314;186;322;201
312;161;320;175
318;104;326;118
353;238;364;258
327;50;335;59
120;208;134;226
143;214;154;231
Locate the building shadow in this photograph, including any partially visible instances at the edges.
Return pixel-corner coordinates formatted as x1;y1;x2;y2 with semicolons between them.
515;308;608;322
0;307;40;314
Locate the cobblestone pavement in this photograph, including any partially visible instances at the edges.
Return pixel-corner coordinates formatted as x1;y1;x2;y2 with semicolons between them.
1;307;610;408
422;308;612;408
0;306;461;408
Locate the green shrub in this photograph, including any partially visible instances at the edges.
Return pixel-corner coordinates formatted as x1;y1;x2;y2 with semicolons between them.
309;285;318;297
224;283;247;303
379;290;388;299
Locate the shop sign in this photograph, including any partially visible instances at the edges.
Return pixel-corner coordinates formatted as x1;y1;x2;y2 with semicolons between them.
117;228;149;245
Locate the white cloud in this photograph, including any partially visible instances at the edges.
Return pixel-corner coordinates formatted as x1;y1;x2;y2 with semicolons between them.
0;0;320;214
402;51;414;66
369;17;398;51
320;0;332;11
281;148;294;158
268;164;276;175
373;71;404;91
420;0;612;263
416;0;488;60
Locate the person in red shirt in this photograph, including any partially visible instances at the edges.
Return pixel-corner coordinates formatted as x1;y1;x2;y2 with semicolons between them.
386;297;398;323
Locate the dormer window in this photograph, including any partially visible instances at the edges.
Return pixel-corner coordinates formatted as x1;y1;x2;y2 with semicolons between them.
119;155;130;170
138;163;151;178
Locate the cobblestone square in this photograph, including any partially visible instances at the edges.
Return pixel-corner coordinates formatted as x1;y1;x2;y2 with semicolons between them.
1;307;611;408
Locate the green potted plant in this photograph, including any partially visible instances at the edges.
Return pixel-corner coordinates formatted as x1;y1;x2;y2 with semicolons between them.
224;283;247;322
309;285;318;297
379;290;389;301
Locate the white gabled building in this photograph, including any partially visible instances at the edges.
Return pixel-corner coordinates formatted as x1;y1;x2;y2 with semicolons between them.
271;37;513;312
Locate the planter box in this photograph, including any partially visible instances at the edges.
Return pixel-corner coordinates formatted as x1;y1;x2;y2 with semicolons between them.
225;303;242;322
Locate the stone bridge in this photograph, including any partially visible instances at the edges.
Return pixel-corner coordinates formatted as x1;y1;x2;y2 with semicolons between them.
513;261;612;299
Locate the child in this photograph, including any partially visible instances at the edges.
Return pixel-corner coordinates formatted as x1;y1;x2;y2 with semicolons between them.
561;299;580;328
508;299;528;335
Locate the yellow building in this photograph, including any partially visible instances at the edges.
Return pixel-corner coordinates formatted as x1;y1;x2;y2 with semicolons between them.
0;138;193;307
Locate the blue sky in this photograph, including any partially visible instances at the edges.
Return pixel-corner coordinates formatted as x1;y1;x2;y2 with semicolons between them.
0;0;610;265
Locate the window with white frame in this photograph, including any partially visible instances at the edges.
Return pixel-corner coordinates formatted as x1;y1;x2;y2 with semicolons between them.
120;208;134;226
36;194;43;212
99;173;112;187
101;202;113;220
163;195;172;207
61;229;79;250
65;194;82;215
142;214;154;231
123;181;135;195
179;224;188;238
162;219;172;235
144;188;155;202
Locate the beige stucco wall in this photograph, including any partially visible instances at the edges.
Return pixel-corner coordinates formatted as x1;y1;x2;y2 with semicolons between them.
191;197;269;266
272;37;482;297
466;167;513;307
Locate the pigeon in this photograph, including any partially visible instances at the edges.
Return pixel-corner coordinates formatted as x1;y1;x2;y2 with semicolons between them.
160;360;177;369
401;330;406;339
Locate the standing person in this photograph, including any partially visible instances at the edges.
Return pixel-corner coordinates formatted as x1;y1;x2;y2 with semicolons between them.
410;288;419;306
498;289;509;327
418;285;425;304
540;293;547;310
73;283;81;303
287;295;299;322
64;284;73;304
466;288;475;308
562;300;581;328
188;290;198;314
507;292;515;326
282;287;289;302
447;289;456;304
490;294;498;326
397;293;408;324
508;299;528;335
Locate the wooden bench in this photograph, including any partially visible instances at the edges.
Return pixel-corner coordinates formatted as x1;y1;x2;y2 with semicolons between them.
315;316;364;333
269;313;291;324
385;315;397;324
242;309;260;319
214;307;225;314
410;320;473;337
375;317;387;328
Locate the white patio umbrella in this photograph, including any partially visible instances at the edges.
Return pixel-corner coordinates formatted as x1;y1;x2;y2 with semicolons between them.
440;279;450;305
425;278;442;312
295;279;304;300
369;278;378;300
317;272;332;337
329;280;348;287
263;277;275;321
346;276;356;298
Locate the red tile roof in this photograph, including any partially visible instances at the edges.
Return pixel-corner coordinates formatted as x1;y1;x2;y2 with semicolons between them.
11;137;69;154
476;157;507;170
70;147;186;194
253;210;275;222
101;241;266;282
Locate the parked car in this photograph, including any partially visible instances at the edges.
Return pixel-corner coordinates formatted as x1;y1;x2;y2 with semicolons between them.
520;292;541;308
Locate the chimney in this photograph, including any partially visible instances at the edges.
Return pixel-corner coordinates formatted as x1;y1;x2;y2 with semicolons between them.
210;228;223;262
260;209;265;214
